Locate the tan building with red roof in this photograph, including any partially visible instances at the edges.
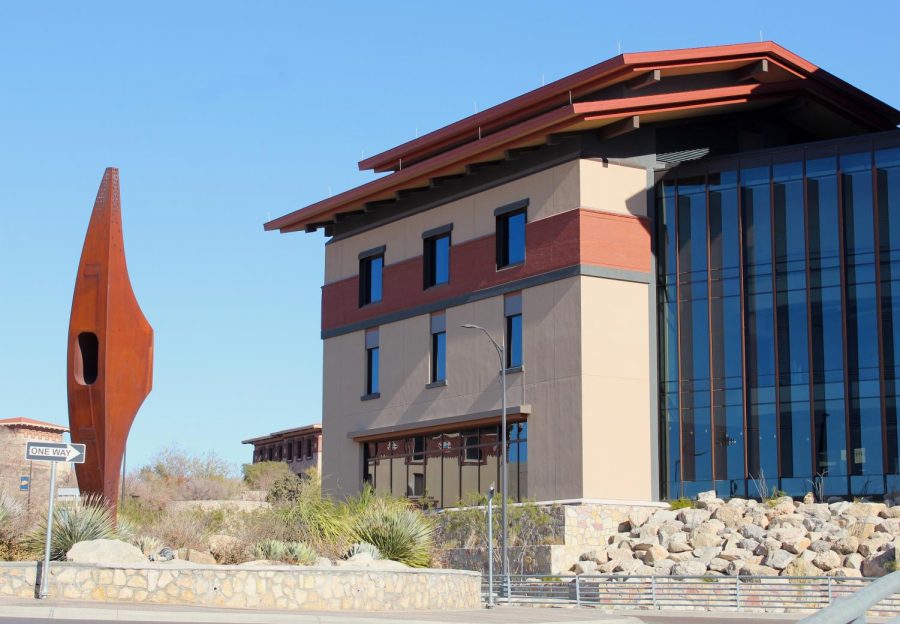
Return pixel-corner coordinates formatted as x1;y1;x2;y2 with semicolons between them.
0;417;73;508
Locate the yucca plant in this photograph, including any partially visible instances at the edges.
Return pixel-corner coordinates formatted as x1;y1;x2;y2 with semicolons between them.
253;538;287;561
284;541;317;565
133;535;162;556
349;500;435;567
345;541;382;560
23;493;117;560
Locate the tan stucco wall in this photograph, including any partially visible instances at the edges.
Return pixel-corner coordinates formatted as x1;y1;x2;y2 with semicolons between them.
324;161;580;284
324;159;648;285
321;277;584;502
578;159;648;218
579;276;652;501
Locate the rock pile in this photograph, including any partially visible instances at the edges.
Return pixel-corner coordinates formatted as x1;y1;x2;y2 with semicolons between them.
572;493;900;578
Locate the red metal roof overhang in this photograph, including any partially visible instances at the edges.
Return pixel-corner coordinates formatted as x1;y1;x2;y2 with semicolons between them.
265;42;899;234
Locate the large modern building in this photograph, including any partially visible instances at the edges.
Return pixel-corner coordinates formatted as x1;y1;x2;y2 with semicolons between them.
266;43;900;505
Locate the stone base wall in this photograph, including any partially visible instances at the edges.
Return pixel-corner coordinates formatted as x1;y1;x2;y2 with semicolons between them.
0;562;480;611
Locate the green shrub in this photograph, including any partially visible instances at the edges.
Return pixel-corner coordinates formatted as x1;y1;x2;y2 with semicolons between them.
242;462;295;491
267;474;304;505
346;541;382;560
284;541;317;565
278;470;350;556
254;539;287;561
669;497;694;510
23;494;118;560
349;499;434;567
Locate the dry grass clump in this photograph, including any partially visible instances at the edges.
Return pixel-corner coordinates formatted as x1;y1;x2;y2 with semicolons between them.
0;491;30;561
125;446;242;509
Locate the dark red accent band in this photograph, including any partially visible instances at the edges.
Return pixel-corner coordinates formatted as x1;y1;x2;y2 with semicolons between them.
321;208;651;332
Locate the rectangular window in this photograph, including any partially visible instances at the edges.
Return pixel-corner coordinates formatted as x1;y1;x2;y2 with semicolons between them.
306;438;313;459
359;247;384;306
423;225;451;288
430;312;447;383
505;293;523;368
496;201;527;268
365;328;380;396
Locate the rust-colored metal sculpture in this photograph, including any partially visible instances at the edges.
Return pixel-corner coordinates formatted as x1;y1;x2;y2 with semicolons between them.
67;168;153;508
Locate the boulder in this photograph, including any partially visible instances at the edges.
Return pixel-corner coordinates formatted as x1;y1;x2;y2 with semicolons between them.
648;509;679;526
844;553;863;569
783;558;819;577
812;550;842;571
572;560;598;575
876;518;900;534
677;508;712;528
637;544;669;565
668;551;695;562
828;568;862;578
802;492;816;504
708;557;730;573
880;507;900;519
691;530;723;549
66;539;146;565
719;547;753;561
672;560;707;576
850;522;877;541
696;490;718;503
711;506;743;529
738;538;761;552
741;524;766;540
739;562;779;576
628;507;655;528
832;536;859;555
845;502;887;518
782;537;811;555
667;533;693;553
861;559;887;578
693;546;722;563
764;549;795;570
580;549;609;564
809;540;833;554
176;547;217;565
653;559;676;572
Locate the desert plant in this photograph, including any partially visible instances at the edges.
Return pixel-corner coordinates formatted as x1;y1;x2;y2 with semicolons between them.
284;541;317;565
278;469;350;555
254;538;286;561
144;509;218;550
23;494;117;560
267;474;305;505
669;497;694;510
242;461;295;491
133;535;161;556
0;491;28;561
346;541;382;560
349;499;434;567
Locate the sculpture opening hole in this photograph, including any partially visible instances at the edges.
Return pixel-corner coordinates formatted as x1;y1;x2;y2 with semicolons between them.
76;332;99;385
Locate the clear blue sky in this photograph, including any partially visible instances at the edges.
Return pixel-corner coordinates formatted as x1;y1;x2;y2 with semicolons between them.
1;1;898;474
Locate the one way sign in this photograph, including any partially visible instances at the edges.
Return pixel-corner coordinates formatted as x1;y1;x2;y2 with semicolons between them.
25;441;86;464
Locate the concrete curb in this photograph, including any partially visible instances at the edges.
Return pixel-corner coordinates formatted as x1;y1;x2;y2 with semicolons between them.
0;602;641;624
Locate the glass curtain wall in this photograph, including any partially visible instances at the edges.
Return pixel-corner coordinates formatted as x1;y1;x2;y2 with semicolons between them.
658;133;900;499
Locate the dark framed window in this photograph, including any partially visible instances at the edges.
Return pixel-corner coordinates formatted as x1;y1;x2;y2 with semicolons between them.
423;225;451;288
496;201;527;268
365;327;380;397
359;247;384;306
505;293;523;368
430;312;446;383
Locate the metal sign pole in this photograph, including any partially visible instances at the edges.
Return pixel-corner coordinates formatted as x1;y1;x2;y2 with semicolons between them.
487;484;494;607
39;461;57;599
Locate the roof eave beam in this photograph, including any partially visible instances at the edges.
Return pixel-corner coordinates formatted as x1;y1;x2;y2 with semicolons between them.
734;59;769;83
598;115;640;140
626;69;661;91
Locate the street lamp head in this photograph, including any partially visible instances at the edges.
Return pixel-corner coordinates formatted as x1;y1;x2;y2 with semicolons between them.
461;324;480;329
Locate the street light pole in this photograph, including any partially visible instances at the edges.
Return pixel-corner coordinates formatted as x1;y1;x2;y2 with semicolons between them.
461;324;509;599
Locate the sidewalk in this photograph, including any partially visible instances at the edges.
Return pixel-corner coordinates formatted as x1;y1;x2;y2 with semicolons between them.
0;597;641;624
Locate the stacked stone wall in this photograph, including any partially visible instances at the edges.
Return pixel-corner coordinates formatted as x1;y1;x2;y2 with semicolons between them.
0;562;480;611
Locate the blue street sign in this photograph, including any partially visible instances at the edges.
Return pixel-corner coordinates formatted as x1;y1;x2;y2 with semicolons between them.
19;476;29;491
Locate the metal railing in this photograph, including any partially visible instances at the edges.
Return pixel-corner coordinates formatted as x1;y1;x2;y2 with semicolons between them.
797;571;900;624
481;574;900;616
